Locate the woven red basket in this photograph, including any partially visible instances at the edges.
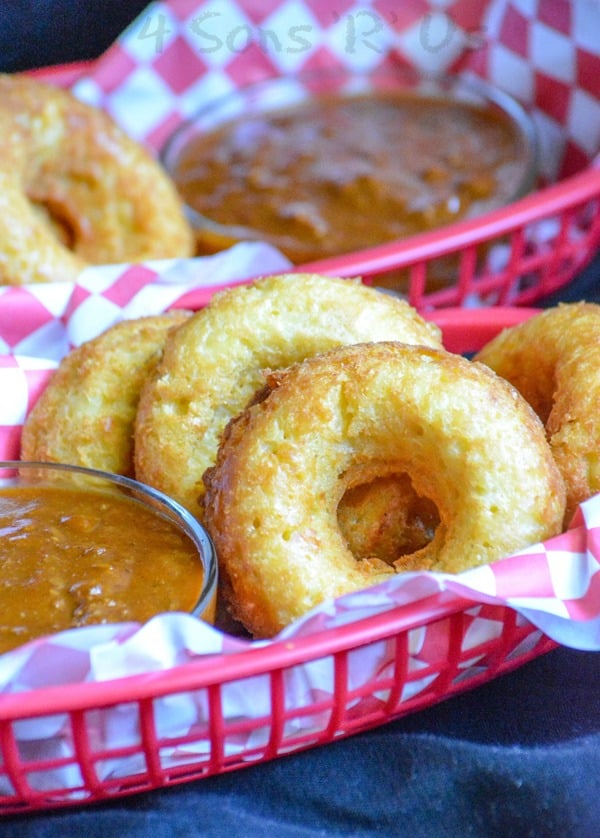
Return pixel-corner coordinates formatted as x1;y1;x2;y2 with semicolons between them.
0;306;561;815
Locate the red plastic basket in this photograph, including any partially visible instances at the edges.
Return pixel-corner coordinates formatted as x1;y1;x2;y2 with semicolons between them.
0;58;595;815
0;307;559;815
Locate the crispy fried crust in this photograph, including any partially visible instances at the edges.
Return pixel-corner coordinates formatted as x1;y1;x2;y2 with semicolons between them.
134;273;443;519
203;342;566;638
20;311;190;475
475;302;600;524
0;74;194;285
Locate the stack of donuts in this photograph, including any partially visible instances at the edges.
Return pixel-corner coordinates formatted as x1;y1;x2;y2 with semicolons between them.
0;73;193;285
22;272;593;639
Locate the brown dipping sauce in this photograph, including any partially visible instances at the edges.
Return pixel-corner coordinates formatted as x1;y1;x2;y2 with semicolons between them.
0;484;205;653
171;90;531;264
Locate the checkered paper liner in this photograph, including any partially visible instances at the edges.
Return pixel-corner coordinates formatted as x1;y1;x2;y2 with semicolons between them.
0;243;292;457
0;257;600;800
70;0;600;185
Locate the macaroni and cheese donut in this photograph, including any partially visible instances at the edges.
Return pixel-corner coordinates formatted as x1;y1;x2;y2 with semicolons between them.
21;312;190;475
134;273;443;518
475;302;600;524
0;74;194;285
203;341;566;637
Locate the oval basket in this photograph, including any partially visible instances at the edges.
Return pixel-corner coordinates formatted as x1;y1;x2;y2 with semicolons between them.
0;306;562;815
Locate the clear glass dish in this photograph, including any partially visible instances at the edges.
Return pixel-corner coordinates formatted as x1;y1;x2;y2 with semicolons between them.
0;460;218;651
161;65;538;268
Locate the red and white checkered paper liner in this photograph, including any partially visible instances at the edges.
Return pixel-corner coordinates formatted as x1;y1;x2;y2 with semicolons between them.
70;0;599;185
1;256;600;794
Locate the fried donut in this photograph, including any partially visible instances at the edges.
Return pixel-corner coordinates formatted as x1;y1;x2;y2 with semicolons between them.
474;302;600;524
203;342;566;638
0;74;194;285
21;311;190;476
134;272;443;518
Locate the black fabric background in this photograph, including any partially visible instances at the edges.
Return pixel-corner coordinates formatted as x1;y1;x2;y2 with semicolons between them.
1;2;600;834
0;0;148;72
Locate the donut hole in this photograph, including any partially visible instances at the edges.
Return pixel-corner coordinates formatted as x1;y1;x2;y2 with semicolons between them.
29;197;77;250
337;472;440;566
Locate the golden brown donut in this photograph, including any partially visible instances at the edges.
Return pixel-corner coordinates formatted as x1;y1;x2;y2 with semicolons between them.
474;302;600;525
0;74;194;285
134;272;443;518
20;311;190;476
203;342;566;638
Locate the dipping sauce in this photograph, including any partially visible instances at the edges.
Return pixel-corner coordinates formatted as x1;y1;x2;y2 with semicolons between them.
0;483;206;653
169;89;533;265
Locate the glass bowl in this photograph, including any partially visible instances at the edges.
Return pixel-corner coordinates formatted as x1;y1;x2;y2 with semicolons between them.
0;461;218;653
161;65;538;269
